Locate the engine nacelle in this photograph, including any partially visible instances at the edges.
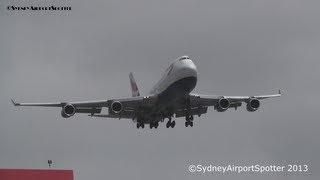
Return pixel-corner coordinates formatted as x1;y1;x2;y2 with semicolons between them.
111;101;122;113
246;98;260;112
216;98;230;112
61;104;76;118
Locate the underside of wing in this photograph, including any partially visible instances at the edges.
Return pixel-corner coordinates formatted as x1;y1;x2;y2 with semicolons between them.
11;95;157;119
176;90;282;114
90;109;135;119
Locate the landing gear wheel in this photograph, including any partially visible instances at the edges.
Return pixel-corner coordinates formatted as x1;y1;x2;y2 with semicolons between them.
185;114;194;127
171;121;175;128
150;122;158;129
185;120;193;127
137;122;144;129
166;119;175;128
166;120;171;128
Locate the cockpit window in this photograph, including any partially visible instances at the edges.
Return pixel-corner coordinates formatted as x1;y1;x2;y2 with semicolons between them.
179;56;189;61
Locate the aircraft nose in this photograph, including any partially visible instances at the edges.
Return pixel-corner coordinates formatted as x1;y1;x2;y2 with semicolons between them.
188;60;197;76
182;59;197;78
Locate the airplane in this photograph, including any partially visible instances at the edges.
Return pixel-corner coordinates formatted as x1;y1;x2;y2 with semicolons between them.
11;55;281;129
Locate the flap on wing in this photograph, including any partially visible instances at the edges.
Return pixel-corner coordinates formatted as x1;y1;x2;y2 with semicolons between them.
189;90;281;108
110;95;158;109
175;107;208;118
75;107;102;114
92;109;135;119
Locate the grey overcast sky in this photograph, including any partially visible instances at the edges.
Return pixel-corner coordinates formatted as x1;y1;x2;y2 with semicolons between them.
1;0;319;179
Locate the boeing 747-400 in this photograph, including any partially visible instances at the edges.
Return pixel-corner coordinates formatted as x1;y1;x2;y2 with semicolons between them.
12;56;281;129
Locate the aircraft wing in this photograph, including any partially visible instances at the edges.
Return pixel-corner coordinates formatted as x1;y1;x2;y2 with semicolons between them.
90;110;135;119
11;98;110;108
190;90;282;106
11;95;157;118
175;90;282;117
11;95;157;108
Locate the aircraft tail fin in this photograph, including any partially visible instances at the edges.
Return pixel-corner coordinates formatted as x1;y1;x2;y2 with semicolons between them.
129;72;140;97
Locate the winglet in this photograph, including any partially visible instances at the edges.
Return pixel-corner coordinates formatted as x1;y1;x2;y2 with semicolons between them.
278;89;282;95
11;98;20;106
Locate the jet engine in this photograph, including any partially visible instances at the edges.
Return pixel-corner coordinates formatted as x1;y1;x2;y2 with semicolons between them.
246;98;260;112
216;98;230;112
61;104;76;118
111;101;122;113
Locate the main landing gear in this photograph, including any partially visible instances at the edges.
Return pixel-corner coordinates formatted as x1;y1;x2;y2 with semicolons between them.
137;122;159;129
136;122;145;129
166;117;175;128
185;115;194;127
149;122;159;129
184;96;194;127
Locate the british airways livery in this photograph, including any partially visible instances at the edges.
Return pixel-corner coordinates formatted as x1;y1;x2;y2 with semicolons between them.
12;56;281;129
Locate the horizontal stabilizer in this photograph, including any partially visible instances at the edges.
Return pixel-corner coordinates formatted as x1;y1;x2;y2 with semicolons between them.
11;98;19;106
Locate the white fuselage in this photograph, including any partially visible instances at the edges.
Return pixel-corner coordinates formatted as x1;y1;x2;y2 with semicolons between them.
149;56;198;96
